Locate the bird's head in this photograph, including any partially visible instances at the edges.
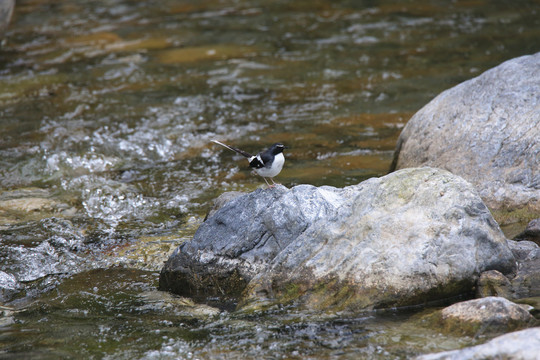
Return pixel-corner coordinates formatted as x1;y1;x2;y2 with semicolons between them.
271;143;287;154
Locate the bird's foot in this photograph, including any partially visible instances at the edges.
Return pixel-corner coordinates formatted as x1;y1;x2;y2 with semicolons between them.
262;177;281;189
269;179;281;188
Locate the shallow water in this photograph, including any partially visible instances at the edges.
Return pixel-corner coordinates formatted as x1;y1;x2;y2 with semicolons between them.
1;0;539;358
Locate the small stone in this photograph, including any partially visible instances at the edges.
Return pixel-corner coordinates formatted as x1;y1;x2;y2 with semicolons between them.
440;297;537;336
476;270;512;299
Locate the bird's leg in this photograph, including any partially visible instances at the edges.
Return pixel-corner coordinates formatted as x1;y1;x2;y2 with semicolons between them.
262;177;274;188
270;178;281;186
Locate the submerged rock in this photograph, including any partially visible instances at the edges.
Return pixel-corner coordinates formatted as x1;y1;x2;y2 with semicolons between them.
0;188;77;227
160;167;515;311
439;297;536;336
415;327;540;360
391;53;540;221
138;291;221;318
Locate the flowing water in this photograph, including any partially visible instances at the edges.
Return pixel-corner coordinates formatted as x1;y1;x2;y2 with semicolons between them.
1;0;539;358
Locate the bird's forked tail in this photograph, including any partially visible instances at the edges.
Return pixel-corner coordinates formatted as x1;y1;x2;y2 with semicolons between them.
211;140;252;158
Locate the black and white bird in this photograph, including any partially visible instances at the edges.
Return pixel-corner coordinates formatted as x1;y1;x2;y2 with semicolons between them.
211;140;287;188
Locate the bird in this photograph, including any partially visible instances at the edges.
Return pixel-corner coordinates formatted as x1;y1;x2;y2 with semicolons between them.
211;140;287;188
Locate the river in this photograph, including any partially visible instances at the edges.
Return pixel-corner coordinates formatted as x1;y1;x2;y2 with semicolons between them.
1;0;539;358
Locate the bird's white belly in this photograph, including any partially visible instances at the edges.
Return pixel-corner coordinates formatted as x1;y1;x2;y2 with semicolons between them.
255;153;284;178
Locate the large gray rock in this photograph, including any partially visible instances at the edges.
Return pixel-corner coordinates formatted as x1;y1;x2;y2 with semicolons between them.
160;168;515;311
415;327;540;360
391;53;540;217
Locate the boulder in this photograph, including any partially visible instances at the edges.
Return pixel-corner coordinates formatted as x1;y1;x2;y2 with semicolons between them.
439;297;536;336
415;327;540;360
160;167;515;311
391;53;540;220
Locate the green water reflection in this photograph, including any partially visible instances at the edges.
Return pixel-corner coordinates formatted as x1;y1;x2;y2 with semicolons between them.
2;268;479;359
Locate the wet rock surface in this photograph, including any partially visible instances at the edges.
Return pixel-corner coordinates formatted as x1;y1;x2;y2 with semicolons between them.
160;167;515;311
415;327;540;360
391;53;540;220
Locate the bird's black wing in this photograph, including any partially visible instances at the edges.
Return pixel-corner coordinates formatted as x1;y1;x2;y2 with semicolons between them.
255;149;274;168
249;156;265;169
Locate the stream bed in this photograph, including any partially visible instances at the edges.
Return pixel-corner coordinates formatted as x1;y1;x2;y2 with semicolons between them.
1;0;539;358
